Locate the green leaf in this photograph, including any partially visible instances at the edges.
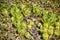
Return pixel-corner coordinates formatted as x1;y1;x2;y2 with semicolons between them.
42;12;56;25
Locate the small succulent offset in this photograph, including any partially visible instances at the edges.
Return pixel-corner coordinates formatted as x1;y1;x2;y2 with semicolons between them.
20;4;26;10
20;4;31;17
38;22;42;27
2;8;8;17
23;8;31;17
25;32;31;38
42;33;49;40
32;3;41;16
28;20;34;29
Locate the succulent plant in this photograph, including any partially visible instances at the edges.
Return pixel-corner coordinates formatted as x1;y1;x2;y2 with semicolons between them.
20;4;26;10
28;20;34;29
2;8;8;16
32;3;41;16
42;33;49;40
23;8;31;17
38;22;42;27
40;23;48;33
42;11;56;25
25;32;31;38
40;10;57;40
48;26;54;35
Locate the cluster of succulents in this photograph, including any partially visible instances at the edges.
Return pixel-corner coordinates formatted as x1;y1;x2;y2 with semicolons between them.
37;10;60;40
0;0;60;40
10;4;31;38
